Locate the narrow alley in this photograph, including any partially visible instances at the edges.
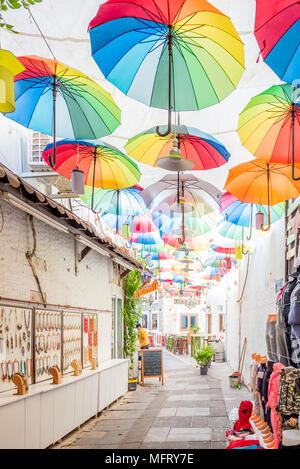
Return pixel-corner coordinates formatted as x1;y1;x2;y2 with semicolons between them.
56;351;251;450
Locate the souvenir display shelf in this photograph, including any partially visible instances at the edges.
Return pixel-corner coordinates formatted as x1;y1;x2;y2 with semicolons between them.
62;312;82;374
0;305;99;392
82;313;98;368
35;309;61;383
0;306;33;393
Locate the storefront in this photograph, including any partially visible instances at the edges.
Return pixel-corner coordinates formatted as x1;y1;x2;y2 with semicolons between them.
0;164;142;448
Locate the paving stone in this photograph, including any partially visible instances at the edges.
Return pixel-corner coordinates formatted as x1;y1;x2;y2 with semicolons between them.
211;429;227;442
211;441;227;449
188;441;211;449
101;410;143;420
158;407;177;417
144;427;170;442
211;417;230;429
210;407;228;417
167;427;211;442
152;417;192;428
168;394;209;402
140;442;189;449
176;407;209;417
191;416;210;427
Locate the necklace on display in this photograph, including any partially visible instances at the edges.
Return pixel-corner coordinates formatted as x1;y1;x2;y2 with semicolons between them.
15;309;22;330
7;360;13;381
1;361;7;382
24;310;30;332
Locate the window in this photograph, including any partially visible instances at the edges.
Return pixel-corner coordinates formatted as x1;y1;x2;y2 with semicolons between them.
180;314;198;331
190;316;197;327
219;314;224;332
28;130;53;164
207;314;212;334
181;315;188;329
151;313;158;330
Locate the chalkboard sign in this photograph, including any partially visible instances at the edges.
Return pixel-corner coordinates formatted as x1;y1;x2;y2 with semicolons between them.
141;349;164;386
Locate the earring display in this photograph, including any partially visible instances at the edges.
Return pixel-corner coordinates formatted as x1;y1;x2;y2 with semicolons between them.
0;306;33;393
82;313;98;368
35;310;61;383
63;312;82;373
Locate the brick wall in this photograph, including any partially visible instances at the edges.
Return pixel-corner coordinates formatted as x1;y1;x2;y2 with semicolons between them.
0;199;124;364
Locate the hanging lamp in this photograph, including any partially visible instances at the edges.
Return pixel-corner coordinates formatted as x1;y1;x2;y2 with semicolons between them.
71;144;85;195
156;136;194;171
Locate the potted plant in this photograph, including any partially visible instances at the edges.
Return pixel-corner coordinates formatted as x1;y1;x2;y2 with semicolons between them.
190;325;201;334
123;270;142;391
194;345;215;375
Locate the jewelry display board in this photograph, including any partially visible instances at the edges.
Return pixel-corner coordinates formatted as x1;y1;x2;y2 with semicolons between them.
0;306;33;392
82;313;98;367
62;312;82;373
35;310;61;383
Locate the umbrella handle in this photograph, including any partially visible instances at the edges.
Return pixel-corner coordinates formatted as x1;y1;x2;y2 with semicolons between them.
291;103;300;180
125;240;133;249
49;76;57;168
261;204;271;232
246;204;253;240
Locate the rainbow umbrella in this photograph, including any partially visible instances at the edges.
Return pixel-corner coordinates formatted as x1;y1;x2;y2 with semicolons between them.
80;185;145;231
125;125;230;170
152;211;214;238
220;191;285;238
200;266;223;280
203;254;233;269
255;0;300;83
89;0;244;135
80;185;145;215
238;84;300;180
3;55;121;167
42;140;141;210
130;231;163;246
217;220;251;241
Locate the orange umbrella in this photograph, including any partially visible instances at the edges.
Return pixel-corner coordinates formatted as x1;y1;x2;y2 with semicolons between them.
225;158;300;230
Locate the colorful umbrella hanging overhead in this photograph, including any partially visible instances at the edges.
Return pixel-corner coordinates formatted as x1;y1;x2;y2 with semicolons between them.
3;56;121;167
217;220;251;241
152;211;215;238
89;0;244;135
125;125;230;170
225;158;300;231
220;191;285;239
142;174;222;215
80;185;145;232
254;0;300;83
238;84;300;180
42;139;141;210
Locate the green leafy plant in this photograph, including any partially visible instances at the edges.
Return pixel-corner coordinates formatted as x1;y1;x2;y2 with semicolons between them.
190;325;200;333
122;269;142;377
194;345;215;368
0;0;43;33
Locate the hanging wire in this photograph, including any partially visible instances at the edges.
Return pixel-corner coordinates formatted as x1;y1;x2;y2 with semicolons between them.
28;7;56;60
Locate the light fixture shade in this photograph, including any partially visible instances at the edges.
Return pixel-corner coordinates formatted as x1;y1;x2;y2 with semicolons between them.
256;212;265;230
156;156;194;171
170;202;194;213
71;168;85;194
121;224;130;238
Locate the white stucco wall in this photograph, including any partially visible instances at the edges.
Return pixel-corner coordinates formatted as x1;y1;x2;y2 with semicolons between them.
225;219;285;385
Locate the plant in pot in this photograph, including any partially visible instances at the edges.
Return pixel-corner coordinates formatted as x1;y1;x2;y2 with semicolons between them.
123;269;142;391
190;325;200;334
194;345;215;375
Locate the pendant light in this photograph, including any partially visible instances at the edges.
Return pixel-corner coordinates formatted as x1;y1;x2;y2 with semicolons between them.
156;137;194;171
71;144;85;194
255;212;264;230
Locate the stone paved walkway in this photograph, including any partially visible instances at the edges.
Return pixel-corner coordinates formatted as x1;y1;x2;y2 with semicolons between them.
56;350;251;450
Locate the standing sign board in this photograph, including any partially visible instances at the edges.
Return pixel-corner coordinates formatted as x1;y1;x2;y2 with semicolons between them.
141;348;164;386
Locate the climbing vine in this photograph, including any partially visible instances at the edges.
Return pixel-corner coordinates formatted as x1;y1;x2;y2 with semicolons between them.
0;0;43;32
122;270;141;375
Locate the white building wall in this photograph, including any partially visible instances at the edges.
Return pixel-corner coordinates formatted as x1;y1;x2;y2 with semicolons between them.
226;219;285;386
0;199;124;364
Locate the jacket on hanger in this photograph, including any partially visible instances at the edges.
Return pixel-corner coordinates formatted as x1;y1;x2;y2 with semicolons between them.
289;278;300;339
